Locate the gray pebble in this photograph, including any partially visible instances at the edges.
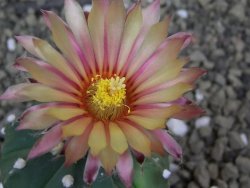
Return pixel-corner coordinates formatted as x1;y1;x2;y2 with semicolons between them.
211;141;224;161
194;165;210;188
208;163;219;180
236;156;250;174
228;132;245;150
221;163;239;181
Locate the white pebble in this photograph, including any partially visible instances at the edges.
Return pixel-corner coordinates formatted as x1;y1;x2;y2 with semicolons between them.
6;114;16;123
62;175;74;188
176;9;188;19
167;119;189;137
50;142;64;156
1;127;5;135
7;38;16;51
195;89;204;103
195;116;211;128
83;4;92;12
0;182;3;188
13;158;26;169
210;186;218;188
162;169;171;179
240;133;248;146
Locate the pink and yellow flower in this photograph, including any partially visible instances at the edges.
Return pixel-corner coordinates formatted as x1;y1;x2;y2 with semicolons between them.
0;0;205;186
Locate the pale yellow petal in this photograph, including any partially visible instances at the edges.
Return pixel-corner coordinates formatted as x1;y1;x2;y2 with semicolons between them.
88;121;107;156
32;38;80;84
109;122;128;154
99;146;119;174
107;0;126;74
62;117;92;138
126;17;170;77
20;84;80;103
133;83;193;105
119;121;151;156
126;116;165;130
134;58;187;94
116;5;143;73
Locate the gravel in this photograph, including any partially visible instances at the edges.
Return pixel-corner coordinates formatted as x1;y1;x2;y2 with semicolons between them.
0;0;250;188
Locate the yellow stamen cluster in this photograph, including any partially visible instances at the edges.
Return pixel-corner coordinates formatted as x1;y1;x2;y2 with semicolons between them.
86;75;127;120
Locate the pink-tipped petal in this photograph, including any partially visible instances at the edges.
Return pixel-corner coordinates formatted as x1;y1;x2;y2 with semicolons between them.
142;0;160;27
0;83;32;102
15;35;39;56
27;124;62;160
173;105;205;120
64;0;96;74
17;103;85;130
168;32;194;50
116;151;133;188
15;57;81;95
152;129;182;159
83;154;101;185
43;10;90;81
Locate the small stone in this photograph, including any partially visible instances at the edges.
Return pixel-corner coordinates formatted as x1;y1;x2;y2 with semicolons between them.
211;141;224;161
217;179;228;188
7;38;16;51
6;114;16;123
208;163;218;180
199;126;212;138
195;89;204;103
62;174;74;188
162;169;171;179
229;132;245;150
13;158;26;169
167;119;188;137
229;4;245;21
229;180;239;188
0;127;5;135
240;175;250;188
221;163;239;181
187;182;199;188
215;116;234;130
0;182;3;188
236;156;250;174
195;116;211;128
83;4;92;12
176;9;188;19
190;50;207;62
169;163;179;172
194;165;210;188
240;133;248;146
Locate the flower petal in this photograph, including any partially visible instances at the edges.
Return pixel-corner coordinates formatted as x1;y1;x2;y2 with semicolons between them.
126;116;165;130
168;32;194;50
16;36;80;84
116;150;133;188
88;0;109;72
27;124;62;160
173;104;204;120
83;154;101;185
43;11;89;81
118;121;151;156
128;37;190;90
64;124;92;166
88;121;107;156
152;129;182;159
1;83;80;103
99;146;118;174
106;0;126;74
18;103;85;130
133;83;193;105
15;57;81;95
132;58;187;96
142;0;160;27
62;117;92;138
109;122;128;154
125;17;170;77
64;0;96;74
116;4;143;73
